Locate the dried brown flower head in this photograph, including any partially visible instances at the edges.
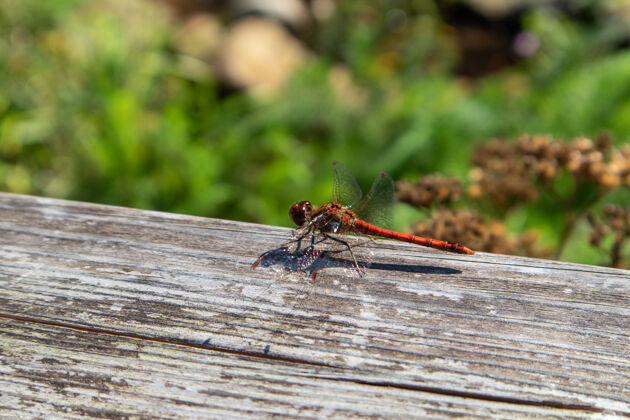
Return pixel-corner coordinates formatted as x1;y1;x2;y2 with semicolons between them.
402;133;630;264
470;138;539;209
396;175;462;208
470;133;630;212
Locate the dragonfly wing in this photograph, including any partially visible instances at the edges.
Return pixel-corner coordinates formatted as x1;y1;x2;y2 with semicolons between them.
332;161;363;207
354;172;394;229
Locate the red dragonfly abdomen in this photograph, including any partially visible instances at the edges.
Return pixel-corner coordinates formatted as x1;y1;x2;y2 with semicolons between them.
353;220;474;255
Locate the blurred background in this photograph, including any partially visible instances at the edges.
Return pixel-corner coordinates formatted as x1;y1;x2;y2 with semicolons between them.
1;0;630;267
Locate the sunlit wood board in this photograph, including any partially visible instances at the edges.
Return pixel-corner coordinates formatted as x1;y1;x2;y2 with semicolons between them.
0;192;628;418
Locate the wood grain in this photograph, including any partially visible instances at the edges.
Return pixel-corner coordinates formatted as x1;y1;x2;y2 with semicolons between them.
0;192;628;418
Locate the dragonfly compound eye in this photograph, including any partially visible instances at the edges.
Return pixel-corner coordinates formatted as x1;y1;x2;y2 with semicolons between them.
289;201;312;226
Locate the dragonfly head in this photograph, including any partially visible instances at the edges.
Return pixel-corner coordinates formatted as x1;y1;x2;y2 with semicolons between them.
289;201;312;227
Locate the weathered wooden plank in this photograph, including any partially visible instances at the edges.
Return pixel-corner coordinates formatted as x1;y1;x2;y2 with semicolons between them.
2;318;594;419
0;192;628;417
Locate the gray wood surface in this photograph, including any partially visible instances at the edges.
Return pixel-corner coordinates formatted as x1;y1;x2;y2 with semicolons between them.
0;192;628;418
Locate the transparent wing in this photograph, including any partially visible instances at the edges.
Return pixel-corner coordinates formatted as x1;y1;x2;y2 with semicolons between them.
353;172;394;229
332;161;363;206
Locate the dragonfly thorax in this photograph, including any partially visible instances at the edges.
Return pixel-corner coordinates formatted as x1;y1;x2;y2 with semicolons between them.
289;201;358;234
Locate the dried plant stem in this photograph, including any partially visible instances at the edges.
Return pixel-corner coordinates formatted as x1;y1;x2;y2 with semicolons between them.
611;232;624;268
555;213;575;260
555;186;607;260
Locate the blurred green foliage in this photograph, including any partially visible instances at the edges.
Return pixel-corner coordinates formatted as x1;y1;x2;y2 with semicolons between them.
1;0;629;265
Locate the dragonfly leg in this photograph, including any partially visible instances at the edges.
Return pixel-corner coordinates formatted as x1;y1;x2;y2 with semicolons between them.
252;226;315;270
322;233;365;275
281;226;318;251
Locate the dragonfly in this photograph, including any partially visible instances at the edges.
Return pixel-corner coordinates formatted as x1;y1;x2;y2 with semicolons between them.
253;162;474;279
